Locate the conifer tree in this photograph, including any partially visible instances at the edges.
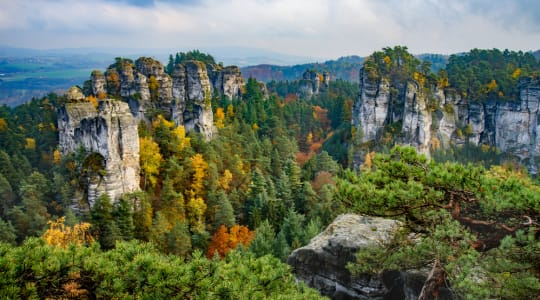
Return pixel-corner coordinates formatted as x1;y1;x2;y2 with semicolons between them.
91;193;120;249
213;191;235;229
250;220;276;258
114;197;134;241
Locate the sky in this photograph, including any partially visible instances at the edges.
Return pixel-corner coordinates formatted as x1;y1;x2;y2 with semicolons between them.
1;0;539;60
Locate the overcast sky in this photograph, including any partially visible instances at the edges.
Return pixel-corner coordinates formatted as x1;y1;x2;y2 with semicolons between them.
1;0;539;59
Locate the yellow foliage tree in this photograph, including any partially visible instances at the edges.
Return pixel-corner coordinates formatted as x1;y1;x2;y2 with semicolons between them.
306;132;313;145
187;196;207;233
190;153;208;196
171;125;190;155
362;151;375;170
383;55;392;66
485;79;498;93
42;217;93;248
219;169;233;191
152;114;175;131
413;71;426;87
215;107;226;128
148;75;160;101
227;104;234;117
139;136;163;189
53;149;62;164
25;138;36;150
0;118;6;131
512;68;522;79
438;76;450;89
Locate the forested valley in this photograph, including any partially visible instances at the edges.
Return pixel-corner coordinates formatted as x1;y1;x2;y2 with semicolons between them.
1;47;540;299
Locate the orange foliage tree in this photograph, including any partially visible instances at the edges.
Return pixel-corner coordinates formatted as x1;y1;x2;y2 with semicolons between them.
206;224;255;258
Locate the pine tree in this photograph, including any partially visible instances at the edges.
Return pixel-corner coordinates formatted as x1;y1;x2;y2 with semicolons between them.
161;177;185;224
273;230;291;262
115;197;134;241
213;191;235;229
167;220;192;257
91;193;120;249
0;174;14;217
150;211;171;252
249;220;275;258
129;192;153;241
0;217;16;244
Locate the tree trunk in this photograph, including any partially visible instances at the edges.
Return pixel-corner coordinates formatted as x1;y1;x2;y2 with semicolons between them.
418;260;446;300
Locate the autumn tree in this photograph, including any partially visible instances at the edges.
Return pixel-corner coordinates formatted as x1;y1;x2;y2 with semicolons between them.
139;136;162;189
207;224;255;258
41;216;93;248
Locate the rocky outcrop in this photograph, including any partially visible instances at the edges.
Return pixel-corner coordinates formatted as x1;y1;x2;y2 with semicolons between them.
287;214;433;300
207;64;244;100
352;69;540;173
90;71;107;97
298;70;330;99
85;57;245;140
58;89;140;206
183;61;214;139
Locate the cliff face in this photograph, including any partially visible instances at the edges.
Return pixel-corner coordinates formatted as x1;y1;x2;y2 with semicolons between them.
58;88;140;206
183;61;214;139
87;58;245;140
352;70;540;173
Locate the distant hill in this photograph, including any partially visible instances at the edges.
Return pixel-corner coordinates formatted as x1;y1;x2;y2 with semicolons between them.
533;50;540;60
241;55;365;82
415;53;449;72
241;54;451;83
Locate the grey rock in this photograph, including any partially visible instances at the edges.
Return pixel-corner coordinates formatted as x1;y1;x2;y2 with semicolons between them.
86;57;246;140
352;68;540;174
57;99;140;206
90;70;106;97
288;214;431;300
298;70;329;99
184;61;214;140
65;86;85;102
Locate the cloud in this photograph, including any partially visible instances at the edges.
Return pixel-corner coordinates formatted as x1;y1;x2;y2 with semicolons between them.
0;0;539;59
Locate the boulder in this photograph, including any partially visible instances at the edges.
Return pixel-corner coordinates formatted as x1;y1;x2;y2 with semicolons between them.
287;214;431;300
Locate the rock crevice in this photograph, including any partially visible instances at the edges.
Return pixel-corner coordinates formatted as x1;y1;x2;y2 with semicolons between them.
58;88;140;206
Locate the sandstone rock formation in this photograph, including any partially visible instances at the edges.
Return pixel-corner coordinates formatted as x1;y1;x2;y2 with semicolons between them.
58;91;140;206
298;70;330;99
352;68;540;173
287;214;432;300
85;57;245;140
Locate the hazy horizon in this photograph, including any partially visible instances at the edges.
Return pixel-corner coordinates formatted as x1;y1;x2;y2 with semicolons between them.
1;0;539;60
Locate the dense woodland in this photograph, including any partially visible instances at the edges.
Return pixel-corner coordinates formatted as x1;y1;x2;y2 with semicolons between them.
1;48;540;298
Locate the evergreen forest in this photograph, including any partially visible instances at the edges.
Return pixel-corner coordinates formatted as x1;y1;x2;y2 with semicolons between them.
1;47;540;299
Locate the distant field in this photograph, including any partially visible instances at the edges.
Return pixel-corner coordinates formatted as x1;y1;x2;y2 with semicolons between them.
0;55;110;106
1;68;94;82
